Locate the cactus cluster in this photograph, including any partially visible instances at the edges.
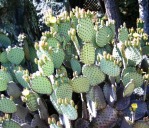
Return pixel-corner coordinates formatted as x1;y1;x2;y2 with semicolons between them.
0;7;148;128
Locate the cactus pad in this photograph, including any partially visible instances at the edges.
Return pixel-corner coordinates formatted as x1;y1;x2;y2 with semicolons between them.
123;79;135;97
0;51;9;63
0;78;7;91
70;58;81;75
0;96;17;113
90;105;118;128
7;81;21;99
2;119;21;128
51;47;65;68
0;33;11;47
118;24;128;43
14;68;30;88
96;26;112;47
30;75;52;94
122;72;143;88
6;46;24;65
100;57;121;77
82;65;105;86
71;76;90;93
59;99;78;120
38;57;54;76
80;43;95;65
125;46;142;66
77;18;95;42
55;83;72;100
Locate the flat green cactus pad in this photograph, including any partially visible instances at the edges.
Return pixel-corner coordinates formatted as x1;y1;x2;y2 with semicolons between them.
38;59;54;76
100;58;120;77
125;46;142;66
0;70;12;83
0;78;7;91
122;72;143;88
30;76;52;94
70;58;81;75
47;37;59;48
7;81;21;99
121;67;136;78
0;97;17;113
77;18;95;42
26;93;39;112
71;76;90;93
96;26;111;47
82;65;105;86
80;43;95;65
0;51;9;63
15;70;30;88
51;48;65;68
87;86;106;110
123;79;135;97
0;34;11;48
2;120;21;128
60;102;78;120
118;26;128;43
58;22;71;43
6;46;24;65
55;84;72;100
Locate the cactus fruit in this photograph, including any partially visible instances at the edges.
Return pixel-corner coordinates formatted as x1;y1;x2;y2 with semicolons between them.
48;117;63;128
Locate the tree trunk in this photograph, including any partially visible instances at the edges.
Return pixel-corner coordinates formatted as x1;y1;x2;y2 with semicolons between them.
138;0;149;35
103;0;122;36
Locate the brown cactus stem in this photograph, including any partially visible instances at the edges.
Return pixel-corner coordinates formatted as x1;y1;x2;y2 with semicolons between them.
103;0;122;38
143;80;148;101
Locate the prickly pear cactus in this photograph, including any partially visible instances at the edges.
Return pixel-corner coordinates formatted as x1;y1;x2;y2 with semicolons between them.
0;95;17;113
0;6;148;128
